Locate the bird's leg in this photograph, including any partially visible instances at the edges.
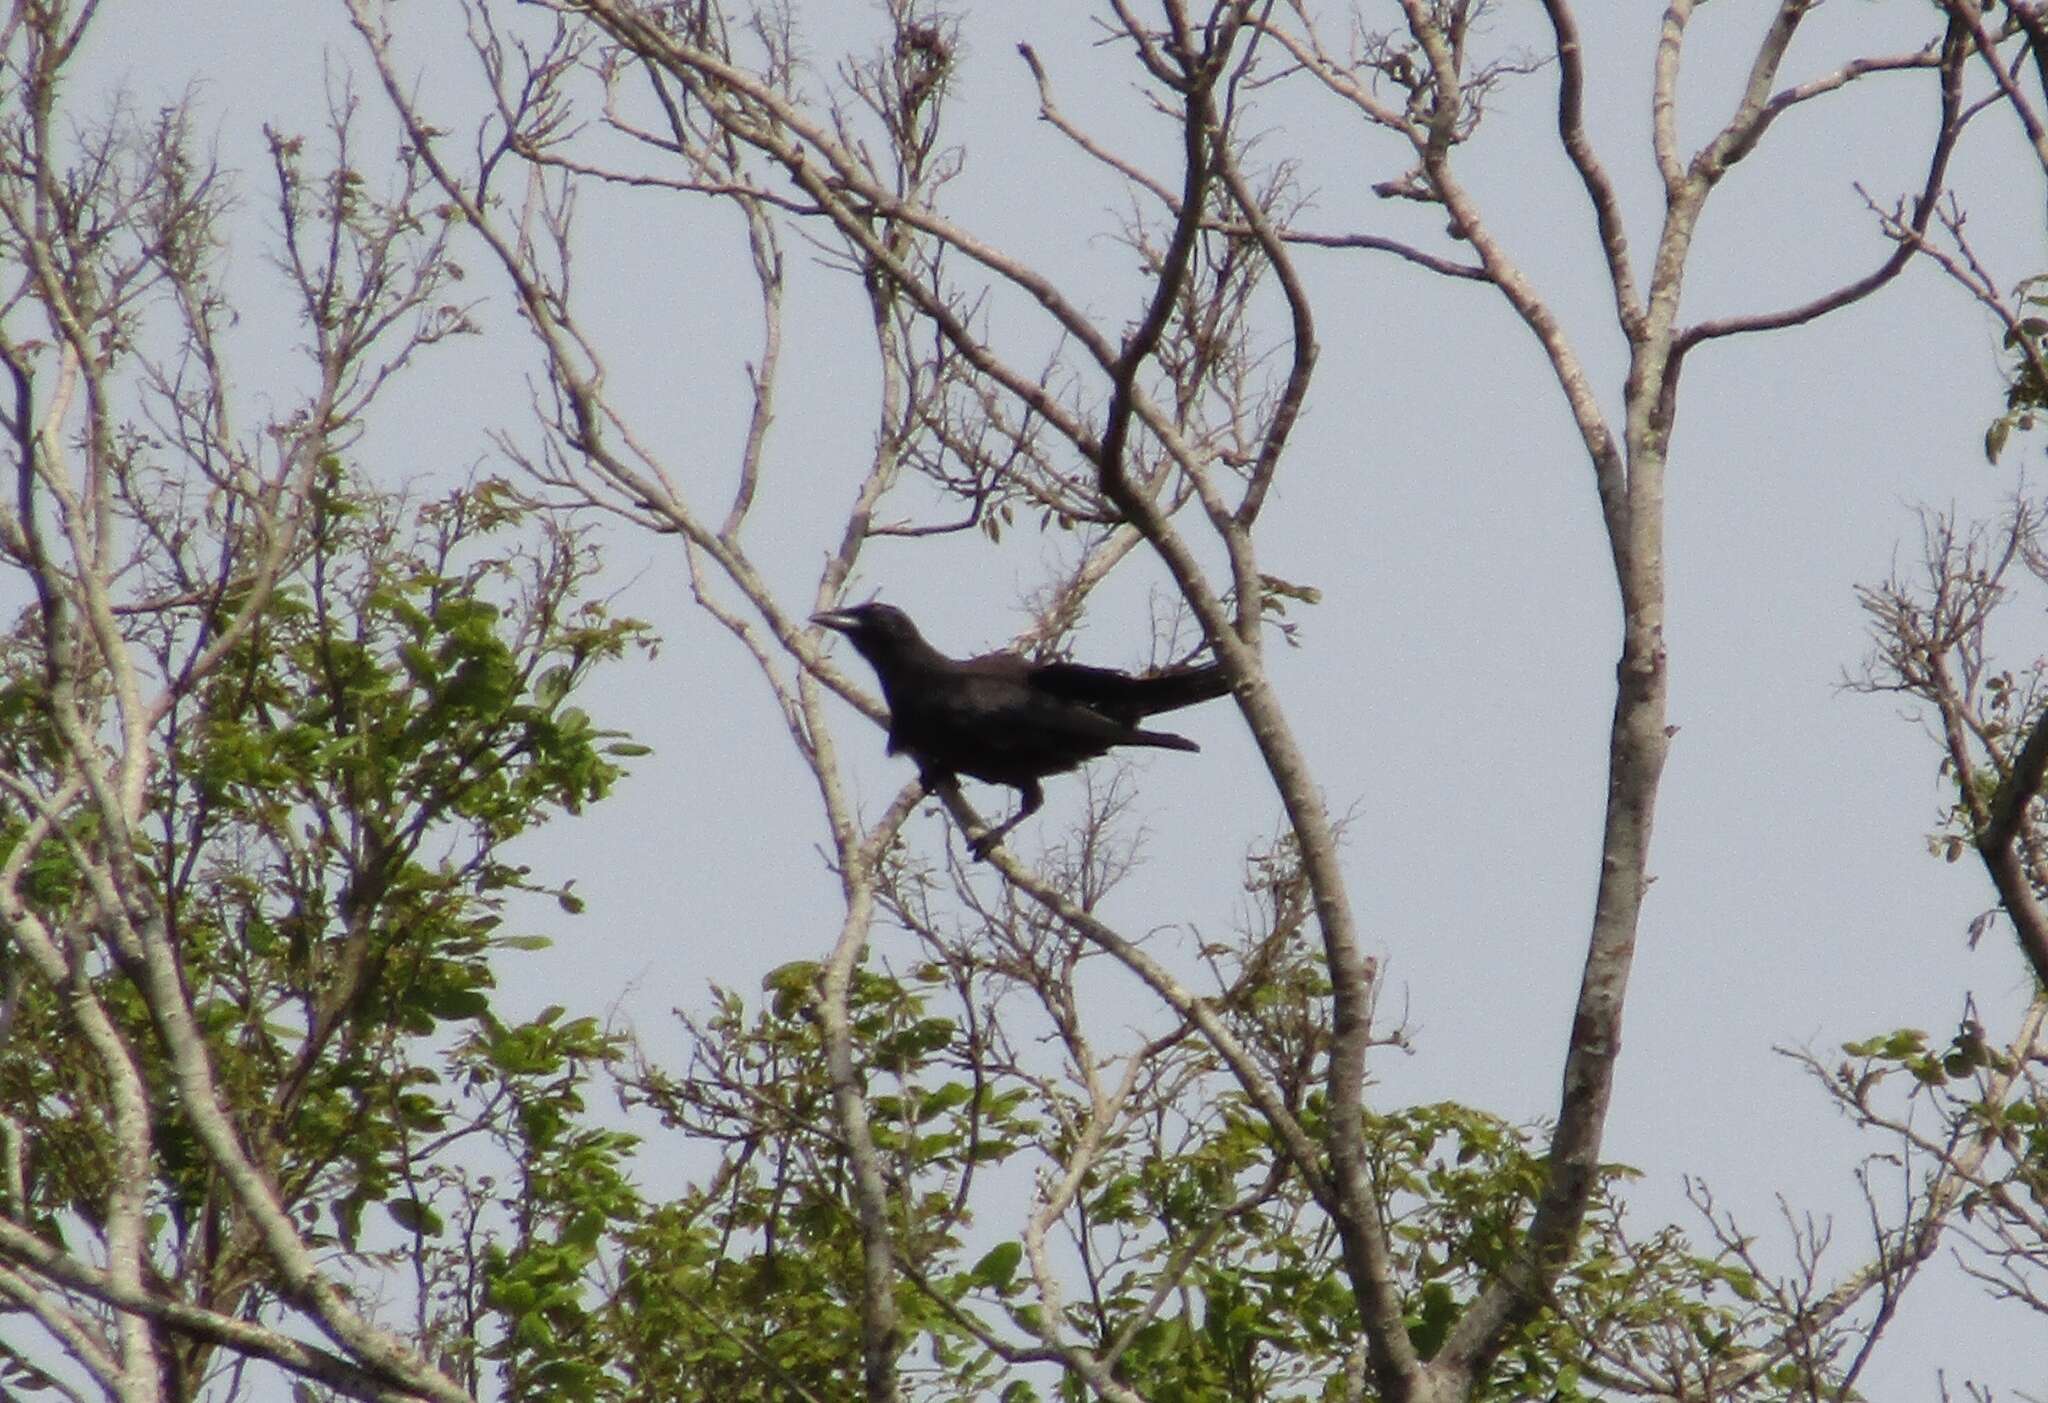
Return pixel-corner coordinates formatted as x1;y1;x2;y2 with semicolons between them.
968;779;1042;861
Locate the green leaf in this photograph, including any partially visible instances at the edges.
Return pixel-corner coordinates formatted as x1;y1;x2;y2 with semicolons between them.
386;1197;443;1238
971;1241;1023;1290
1988;414;2013;463
427;987;492;1021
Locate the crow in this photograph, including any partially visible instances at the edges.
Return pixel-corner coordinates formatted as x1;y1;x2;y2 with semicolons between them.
812;602;1229;858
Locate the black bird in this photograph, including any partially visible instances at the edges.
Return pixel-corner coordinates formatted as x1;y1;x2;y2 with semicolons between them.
812;602;1230;858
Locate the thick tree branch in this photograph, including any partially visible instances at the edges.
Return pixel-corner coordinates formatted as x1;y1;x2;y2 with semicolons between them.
0;1226;436;1403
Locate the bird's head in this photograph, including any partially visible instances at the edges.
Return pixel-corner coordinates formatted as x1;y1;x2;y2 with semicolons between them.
811;601;929;661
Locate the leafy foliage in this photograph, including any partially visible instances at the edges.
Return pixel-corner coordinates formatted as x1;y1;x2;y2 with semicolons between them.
0;469;650;1397
1986;278;2048;462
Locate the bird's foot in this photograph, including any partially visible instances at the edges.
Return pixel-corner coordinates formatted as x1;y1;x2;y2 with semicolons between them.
966;817;1020;862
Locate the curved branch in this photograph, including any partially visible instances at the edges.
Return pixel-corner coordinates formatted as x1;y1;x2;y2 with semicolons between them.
1678;33;1968;351
1952;0;2048;170
1255;223;1487;280
1976;704;2048;990
1539;0;1644;336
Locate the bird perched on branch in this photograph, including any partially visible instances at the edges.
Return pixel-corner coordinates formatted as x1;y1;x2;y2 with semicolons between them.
812;601;1230;859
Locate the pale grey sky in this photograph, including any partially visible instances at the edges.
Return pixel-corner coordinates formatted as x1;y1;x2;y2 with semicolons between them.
71;0;2048;1393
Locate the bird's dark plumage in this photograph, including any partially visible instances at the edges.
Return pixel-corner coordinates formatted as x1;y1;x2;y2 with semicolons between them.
813;602;1229;857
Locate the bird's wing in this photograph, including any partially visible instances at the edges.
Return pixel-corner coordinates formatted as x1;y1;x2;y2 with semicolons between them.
949;668;1135;744
1021;659;1138;706
954;656;1158;737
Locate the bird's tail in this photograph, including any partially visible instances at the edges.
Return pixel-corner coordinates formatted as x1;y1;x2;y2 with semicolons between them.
1125;727;1201;753
1031;661;1230;718
1124;663;1231;716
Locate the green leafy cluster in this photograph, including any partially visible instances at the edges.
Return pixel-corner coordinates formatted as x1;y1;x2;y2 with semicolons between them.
1840;1018;2048;1217
1987;279;2048;463
0;469;650;1396
467;1006;642;1399
600;958;1047;1401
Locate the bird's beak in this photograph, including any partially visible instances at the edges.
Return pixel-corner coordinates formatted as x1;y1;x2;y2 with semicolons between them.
811;609;860;635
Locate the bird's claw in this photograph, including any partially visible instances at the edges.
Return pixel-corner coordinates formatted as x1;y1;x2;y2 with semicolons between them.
967;816;1024;861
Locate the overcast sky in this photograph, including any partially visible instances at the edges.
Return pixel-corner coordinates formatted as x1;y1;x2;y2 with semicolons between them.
70;1;2048;1393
